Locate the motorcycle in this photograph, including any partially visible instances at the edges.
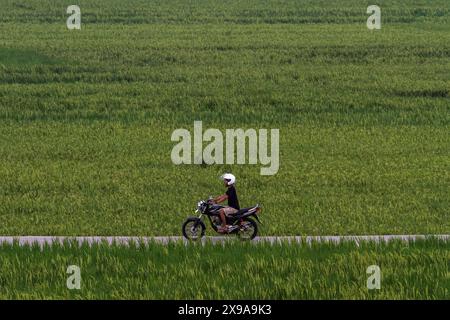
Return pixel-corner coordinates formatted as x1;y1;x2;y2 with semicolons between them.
182;198;262;240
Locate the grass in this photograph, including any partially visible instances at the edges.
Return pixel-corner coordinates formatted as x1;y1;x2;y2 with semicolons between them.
0;48;58;67
0;239;448;299
0;0;449;235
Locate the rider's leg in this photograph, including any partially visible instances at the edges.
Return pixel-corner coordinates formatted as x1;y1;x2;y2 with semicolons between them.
218;207;237;233
219;209;227;228
218;207;239;232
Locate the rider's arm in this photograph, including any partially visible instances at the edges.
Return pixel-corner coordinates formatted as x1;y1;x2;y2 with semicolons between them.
213;194;228;204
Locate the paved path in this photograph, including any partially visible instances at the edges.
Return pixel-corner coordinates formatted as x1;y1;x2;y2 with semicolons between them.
0;235;448;246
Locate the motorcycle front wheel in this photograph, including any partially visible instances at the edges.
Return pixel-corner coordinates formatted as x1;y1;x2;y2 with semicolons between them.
182;218;206;241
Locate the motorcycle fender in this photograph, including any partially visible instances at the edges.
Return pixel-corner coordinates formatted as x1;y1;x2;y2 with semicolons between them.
187;217;204;228
252;214;262;224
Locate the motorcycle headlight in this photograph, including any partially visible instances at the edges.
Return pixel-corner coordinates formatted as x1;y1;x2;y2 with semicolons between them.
197;201;205;212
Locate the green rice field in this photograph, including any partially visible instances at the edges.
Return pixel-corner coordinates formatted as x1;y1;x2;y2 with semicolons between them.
0;0;448;236
0;239;448;299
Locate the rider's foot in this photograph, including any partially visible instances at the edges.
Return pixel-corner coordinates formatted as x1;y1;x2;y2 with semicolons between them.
218;226;229;233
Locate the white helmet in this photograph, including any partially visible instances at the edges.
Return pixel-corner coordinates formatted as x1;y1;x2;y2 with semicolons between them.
221;173;236;186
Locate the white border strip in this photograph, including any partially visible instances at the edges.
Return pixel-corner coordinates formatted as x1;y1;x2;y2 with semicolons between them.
0;235;448;246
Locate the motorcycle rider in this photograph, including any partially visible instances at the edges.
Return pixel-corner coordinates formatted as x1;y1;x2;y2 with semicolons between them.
212;173;240;233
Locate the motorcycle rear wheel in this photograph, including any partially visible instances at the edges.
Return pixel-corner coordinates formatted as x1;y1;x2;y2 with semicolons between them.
238;218;258;240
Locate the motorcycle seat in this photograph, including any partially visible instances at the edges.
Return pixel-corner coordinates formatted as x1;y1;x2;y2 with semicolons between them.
236;205;259;215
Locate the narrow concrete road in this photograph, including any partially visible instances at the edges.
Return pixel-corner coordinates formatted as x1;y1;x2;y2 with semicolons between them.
0;235;448;246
